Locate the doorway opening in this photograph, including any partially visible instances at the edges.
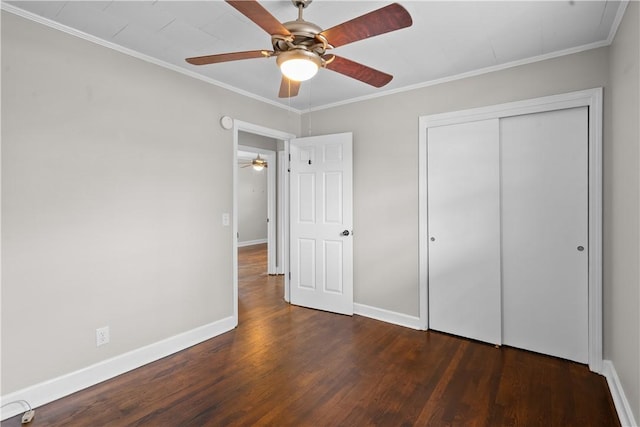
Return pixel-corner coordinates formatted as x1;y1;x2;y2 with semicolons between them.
237;145;276;273
232;122;296;325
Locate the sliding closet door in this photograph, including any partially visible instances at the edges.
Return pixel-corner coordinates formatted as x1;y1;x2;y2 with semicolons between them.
501;107;588;363
427;119;501;345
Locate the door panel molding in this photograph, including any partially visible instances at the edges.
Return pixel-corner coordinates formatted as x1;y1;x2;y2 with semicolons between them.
418;88;603;373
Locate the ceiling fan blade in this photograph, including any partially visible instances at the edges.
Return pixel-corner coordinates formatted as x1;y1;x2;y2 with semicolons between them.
186;50;267;66
226;0;291;36
321;3;412;48
324;55;393;88
279;77;300;98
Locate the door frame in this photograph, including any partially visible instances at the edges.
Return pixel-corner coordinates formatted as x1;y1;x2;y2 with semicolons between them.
233;120;296;324
277;150;287;276
237;145;276;274
418;87;603;373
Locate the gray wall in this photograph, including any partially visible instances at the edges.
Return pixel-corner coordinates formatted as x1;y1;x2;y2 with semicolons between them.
237;164;268;244
606;1;640;421
1;12;298;394
238;131;278;151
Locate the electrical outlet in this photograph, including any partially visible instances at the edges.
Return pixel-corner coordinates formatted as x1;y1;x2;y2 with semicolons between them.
222;213;230;226
21;409;35;424
96;326;110;347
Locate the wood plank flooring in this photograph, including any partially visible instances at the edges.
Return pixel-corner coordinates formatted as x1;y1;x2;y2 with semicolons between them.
4;243;619;426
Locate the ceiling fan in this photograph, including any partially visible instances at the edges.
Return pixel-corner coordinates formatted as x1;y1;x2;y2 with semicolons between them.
240;154;268;171
185;0;412;98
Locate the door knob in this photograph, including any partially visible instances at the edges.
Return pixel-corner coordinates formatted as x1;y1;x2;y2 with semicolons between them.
430;237;435;242
342;230;350;236
577;246;584;251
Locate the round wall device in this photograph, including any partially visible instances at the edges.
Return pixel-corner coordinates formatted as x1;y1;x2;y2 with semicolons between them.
220;116;233;130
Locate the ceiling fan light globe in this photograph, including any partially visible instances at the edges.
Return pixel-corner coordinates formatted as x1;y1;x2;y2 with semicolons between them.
277;50;321;82
280;59;318;81
252;164;265;171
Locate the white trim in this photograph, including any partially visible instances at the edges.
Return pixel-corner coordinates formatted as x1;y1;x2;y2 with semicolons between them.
418;120;429;331
587;88;604;373
354;303;422;331
607;1;630;44
233;121;296;324
238;238;268;248
418;88;603;373
420;89;603;129
277;150;287;275
283;141;291;302
0;317;235;421
602;360;638;427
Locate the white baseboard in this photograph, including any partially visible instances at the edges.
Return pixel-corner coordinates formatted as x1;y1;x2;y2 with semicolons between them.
354;303;423;330
238;238;268;247
603;360;638;427
0;316;236;421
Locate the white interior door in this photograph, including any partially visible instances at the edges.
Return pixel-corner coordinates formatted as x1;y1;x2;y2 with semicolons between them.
289;133;353;315
501;107;589;363
427;119;502;345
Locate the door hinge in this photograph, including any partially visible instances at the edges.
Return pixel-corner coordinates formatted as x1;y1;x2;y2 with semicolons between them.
289;272;291;280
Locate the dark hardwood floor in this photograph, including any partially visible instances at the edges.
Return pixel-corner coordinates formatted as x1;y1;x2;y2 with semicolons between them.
4;243;619;426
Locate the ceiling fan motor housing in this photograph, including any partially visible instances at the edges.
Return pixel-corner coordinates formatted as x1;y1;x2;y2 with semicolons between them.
273;18;330;66
276;48;322;69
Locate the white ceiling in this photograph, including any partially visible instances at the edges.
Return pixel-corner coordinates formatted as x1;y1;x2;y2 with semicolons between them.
3;0;625;112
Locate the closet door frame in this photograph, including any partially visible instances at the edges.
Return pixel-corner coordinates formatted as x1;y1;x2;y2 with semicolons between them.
418;88;603;373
